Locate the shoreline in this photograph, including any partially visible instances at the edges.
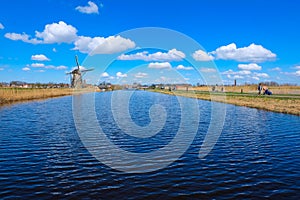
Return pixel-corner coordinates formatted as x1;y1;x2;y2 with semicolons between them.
150;89;300;116
1;87;299;116
0;88;96;107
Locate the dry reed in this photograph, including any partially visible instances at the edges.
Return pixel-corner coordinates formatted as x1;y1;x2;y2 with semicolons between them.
0;88;75;105
155;87;300;116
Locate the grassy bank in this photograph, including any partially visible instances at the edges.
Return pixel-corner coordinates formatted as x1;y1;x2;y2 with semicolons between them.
152;88;300;116
193;85;300;94
1;86;300;116
0;88;78;105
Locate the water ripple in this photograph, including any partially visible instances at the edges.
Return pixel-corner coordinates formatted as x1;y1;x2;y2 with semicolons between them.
0;92;299;199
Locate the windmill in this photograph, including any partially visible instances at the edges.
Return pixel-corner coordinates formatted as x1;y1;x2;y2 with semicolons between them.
66;55;94;88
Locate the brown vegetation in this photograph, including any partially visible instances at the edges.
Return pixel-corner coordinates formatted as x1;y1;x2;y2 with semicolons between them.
193;85;300;94
0;88;94;105
155;86;300;116
1;86;300;116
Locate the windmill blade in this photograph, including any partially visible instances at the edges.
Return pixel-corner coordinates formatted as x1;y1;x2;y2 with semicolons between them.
66;72;72;75
75;55;80;70
81;68;94;72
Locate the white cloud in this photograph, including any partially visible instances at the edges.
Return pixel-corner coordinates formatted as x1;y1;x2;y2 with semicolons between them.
76;1;99;14
233;75;244;79
222;69;235;75
212;43;276;62
253;72;269;78
35;21;78;44
118;51;147;60
238;63;262;71
169;49;185;59
284;70;300;77
252;76;260;81
22;67;30;71
199;67;217;73
56;65;68;70
31;54;50;61
176;65;193;70
5;33;41;44
31;63;67;70
5;21;136;55
31;63;45;67
53;48;57;52
226;74;244;79
0;68;4;71
222;69;251;75
0;23;4;29
116;72;127;78
5;21;135;55
294;66;300;70
239;70;251;75
71;65;87;71
118;48;185;61
45;65;55;69
37;70;45;73
101;72;109;78
192;50;214;61
6;21;77;44
73;36;96;54
74;35;135;55
148;62;172;69
135;72;148;78
270;67;281;71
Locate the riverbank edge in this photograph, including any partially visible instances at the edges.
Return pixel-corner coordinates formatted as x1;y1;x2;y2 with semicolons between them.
1;88;299;116
0;88;96;107
150;90;300;116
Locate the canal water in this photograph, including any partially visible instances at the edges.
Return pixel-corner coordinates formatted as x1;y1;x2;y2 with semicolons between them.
0;91;299;199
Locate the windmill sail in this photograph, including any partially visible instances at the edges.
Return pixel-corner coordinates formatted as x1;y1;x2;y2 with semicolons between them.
75;55;80;70
66;55;94;88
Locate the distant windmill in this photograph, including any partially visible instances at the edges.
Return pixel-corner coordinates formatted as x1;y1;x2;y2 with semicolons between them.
66;55;94;88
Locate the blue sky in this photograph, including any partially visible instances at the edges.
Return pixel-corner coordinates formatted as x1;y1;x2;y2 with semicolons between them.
0;0;299;85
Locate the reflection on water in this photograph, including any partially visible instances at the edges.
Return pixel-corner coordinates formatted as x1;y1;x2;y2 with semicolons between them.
0;91;299;199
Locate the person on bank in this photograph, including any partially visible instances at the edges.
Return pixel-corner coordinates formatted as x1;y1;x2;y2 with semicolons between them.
258;83;262;95
263;86;272;95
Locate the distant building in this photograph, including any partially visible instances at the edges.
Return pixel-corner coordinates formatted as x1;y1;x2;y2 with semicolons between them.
98;81;112;91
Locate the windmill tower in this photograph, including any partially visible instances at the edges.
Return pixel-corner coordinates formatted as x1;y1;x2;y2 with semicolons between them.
66;56;94;88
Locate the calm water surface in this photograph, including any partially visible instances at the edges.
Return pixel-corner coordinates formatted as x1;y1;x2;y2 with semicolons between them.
0;91;299;199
